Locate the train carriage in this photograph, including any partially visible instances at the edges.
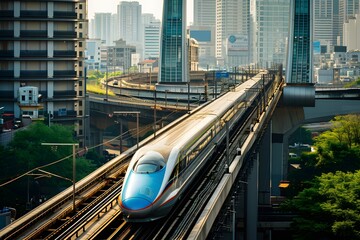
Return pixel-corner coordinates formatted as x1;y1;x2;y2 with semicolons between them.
120;72;266;221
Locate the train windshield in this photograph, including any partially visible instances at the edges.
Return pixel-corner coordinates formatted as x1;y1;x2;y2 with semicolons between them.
135;163;159;173
133;151;165;174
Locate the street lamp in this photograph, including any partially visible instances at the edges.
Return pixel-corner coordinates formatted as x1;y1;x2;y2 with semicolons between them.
41;142;79;212
113;111;140;150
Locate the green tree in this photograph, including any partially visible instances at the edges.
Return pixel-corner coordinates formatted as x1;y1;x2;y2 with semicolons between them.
313;114;360;171
283;171;360;240
0;122;96;215
286;114;360;197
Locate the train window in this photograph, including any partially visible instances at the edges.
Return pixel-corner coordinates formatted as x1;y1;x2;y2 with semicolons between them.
133;151;165;174
135;163;159;173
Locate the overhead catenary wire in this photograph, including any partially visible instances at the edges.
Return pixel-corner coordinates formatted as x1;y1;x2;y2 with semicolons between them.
0;103;190;188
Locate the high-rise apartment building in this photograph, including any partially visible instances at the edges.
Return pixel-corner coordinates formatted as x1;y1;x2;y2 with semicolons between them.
193;0;216;28
117;1;142;45
143;14;161;60
216;0;250;67
159;0;188;83
0;0;87;146
93;13;112;46
192;0;216;68
252;0;290;68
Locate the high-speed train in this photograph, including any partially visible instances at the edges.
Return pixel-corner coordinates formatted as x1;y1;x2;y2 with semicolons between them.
119;72;267;222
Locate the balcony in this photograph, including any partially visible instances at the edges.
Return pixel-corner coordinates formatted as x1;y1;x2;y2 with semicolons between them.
53;11;77;19
20;50;47;57
20;30;47;38
20;10;48;18
53;70;76;78
0;30;13;37
0;10;13;18
20;70;47;78
0;50;13;58
54;90;77;98
53;50;76;58
53;31;76;38
0;70;13;77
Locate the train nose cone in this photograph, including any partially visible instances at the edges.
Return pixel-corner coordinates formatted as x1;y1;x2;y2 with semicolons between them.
122;197;152;211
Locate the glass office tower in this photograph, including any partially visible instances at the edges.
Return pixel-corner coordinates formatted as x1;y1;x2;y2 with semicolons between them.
284;0;314;107
159;0;188;83
287;0;313;84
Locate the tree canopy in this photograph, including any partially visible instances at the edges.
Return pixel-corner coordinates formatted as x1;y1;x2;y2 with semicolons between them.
283;171;360;240
284;114;360;239
0;122;96;215
313;115;360;171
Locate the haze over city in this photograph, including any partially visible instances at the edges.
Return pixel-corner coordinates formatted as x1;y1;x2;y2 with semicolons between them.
88;0;194;23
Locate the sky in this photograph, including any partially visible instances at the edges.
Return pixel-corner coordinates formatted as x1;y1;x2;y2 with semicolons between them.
88;0;194;23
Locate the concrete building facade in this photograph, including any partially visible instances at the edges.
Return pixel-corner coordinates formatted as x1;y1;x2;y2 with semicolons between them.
117;1;142;46
0;0;88;146
93;12;112;46
104;39;136;72
343;14;360;51
216;0;250;67
143;14;161;60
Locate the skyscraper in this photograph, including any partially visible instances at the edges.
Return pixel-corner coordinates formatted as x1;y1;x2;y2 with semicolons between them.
143;14;161;59
159;0;188;83
193;0;216;28
313;0;360;49
216;0;250;67
286;0;313;84
0;0;87;146
117;1;142;45
313;0;340;48
192;0;216;68
94;13;112;46
341;0;360;20
252;0;290;68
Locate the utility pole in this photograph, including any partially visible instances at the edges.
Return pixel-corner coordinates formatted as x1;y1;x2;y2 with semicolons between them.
41;143;79;212
113;111;140;150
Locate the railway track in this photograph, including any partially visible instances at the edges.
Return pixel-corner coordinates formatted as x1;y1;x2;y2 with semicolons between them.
0;71;281;240
93;75;269;240
71;72;279;239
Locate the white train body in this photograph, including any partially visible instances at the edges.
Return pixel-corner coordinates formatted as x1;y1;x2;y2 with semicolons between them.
119;73;265;221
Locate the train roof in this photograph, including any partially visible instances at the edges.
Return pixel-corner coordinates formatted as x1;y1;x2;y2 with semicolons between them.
135;72;266;163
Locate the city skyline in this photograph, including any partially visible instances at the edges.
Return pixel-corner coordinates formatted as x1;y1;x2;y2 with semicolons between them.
88;0;194;23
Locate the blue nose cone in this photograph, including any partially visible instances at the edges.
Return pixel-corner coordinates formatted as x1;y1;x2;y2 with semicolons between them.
122;197;152;211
